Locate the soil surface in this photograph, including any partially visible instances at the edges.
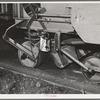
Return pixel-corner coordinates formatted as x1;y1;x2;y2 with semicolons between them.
0;68;81;94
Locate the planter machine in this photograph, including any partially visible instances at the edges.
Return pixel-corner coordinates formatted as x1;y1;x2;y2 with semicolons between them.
3;3;100;83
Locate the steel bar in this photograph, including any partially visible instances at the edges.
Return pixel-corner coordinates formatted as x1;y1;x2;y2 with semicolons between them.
37;13;71;18
37;19;71;24
61;48;89;71
6;38;33;59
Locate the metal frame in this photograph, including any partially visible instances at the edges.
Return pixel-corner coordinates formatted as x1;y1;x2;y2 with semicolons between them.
4;3;100;72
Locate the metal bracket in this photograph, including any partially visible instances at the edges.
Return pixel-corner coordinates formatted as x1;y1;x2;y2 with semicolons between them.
54;31;61;51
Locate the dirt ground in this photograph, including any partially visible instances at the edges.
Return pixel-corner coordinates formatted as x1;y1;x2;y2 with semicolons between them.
0;68;81;94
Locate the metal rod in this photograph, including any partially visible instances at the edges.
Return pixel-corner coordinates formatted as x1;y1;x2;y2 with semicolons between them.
6;37;33;59
61;48;100;72
37;13;71;18
61;48;89;71
13;17;71;24
37;19;71;24
3;20;33;59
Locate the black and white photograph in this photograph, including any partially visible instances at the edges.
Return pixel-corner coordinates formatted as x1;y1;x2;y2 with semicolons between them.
0;2;100;97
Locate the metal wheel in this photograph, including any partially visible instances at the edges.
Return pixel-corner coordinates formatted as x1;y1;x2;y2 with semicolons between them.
18;41;43;68
82;56;100;83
